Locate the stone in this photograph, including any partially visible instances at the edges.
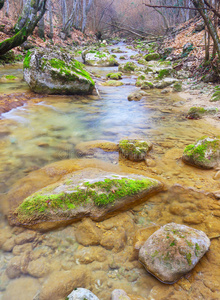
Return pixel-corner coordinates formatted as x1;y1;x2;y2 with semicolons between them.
127;90;147;101
75;218;102;246
75;140;118;157
67;288;99;300
100;227;127;252
11;168;162;230
6;256;22;279
194;22;205;32
106;72;122;80
139;223;210;283
155;78;178;89
26;257;50;278
39;267;89;300
144;53;160;61
74;246;108;264
119;139;152;161
82;50;119;66
118;62;137;73
186;107;218;119
182;137;220;169
23;47;95;94
2;277;40;300
2;237;16;252
111;289;130;300
14;230;37;245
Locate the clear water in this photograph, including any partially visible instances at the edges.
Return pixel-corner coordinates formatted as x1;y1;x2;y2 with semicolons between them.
0;44;220;300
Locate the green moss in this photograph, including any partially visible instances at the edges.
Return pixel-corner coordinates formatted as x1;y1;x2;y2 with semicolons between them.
184;138;220;163
195;243;200;257
5;75;17;80
144;53;160;61
186;252;192;265
157;69;171;79
16;177;156;221
119;62;136;72
106;72;122;80
173;82;182;92
211;86;220;102
23;50;32;69
119;139;150;155
48;58;95;85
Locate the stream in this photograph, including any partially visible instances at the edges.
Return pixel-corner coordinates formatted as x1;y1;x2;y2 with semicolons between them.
0;43;220;300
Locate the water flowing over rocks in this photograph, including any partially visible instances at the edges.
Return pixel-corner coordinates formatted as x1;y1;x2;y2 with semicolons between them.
139;223;210;283
23;47;95;94
182;137;220;169
10;168;163;230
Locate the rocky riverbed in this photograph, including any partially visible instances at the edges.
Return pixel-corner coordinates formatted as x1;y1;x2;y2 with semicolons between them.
0;42;220;300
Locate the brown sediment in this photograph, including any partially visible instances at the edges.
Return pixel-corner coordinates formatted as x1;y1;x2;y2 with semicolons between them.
0;92;46;116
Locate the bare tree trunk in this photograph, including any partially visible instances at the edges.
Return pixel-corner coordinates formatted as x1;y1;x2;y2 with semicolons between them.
82;0;94;33
38;15;45;39
5;0;8;17
192;0;220;59
61;0;67;30
14;0;32;32
47;0;53;39
0;0;4;10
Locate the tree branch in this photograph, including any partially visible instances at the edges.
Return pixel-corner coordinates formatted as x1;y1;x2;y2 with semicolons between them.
144;3;213;11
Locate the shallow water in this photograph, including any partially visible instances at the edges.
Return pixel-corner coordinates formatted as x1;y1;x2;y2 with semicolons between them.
0;44;220;300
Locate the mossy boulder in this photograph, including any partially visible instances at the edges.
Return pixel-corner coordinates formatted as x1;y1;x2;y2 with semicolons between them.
186;107;218;119
144;53;160;61
82;49;119;66
182;137;220;169
10;169;163;230
106;72;122;80
102;80;123;87
155;78;178;89
118;62;137;73
139;223;210;283
23;47;95;95
119;139;152;161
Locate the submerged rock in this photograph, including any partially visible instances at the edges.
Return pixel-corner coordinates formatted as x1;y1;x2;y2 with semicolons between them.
23;47;95;95
139;223;210;283
11;168;163;230
119;139;152;161
182;137;220;169
82;49;119;66
67;288;99;300
102;80;123;87
127;90;148;101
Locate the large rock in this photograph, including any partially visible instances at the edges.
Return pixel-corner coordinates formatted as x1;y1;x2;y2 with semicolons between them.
10;168;163;230
82;49;119;66
182;137;220;169
119;139;152;161
139;223;210;283
23;47;95;94
67;288;99;300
